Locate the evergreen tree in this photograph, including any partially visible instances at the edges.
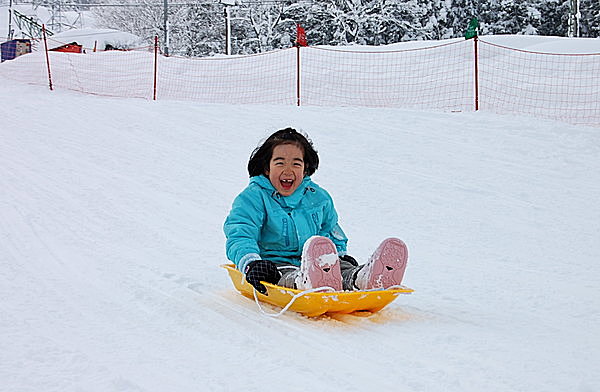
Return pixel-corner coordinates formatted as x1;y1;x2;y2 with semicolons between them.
444;0;477;38
538;0;570;36
292;2;333;45
378;1;425;43
90;0;586;56
175;3;223;57
492;0;529;34
93;0;163;48
292;0;431;46
579;0;600;37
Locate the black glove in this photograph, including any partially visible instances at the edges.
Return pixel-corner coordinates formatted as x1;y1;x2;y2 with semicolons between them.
245;259;281;295
339;254;359;266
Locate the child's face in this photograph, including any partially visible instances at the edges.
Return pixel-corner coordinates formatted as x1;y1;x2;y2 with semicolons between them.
266;143;305;196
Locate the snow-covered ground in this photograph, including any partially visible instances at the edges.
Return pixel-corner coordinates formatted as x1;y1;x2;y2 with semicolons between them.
1;38;600;391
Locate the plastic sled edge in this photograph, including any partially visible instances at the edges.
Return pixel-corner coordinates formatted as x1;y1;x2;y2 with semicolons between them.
221;263;413;317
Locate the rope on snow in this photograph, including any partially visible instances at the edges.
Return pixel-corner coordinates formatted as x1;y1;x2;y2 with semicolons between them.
252;286;336;318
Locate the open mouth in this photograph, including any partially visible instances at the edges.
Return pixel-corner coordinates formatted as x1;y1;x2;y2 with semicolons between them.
280;179;294;190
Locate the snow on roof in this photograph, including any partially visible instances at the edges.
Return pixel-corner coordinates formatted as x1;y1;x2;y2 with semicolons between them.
46;28;145;51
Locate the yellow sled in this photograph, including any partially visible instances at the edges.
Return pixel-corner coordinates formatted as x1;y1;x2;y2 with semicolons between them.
222;264;413;317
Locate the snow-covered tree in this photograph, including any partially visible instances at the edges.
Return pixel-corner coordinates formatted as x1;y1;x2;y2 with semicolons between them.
92;0;162;48
377;1;427;42
443;0;478;37
538;0;570;36
239;2;296;52
579;0;600;37
175;3;223;57
89;0;587;56
283;0;435;46
488;0;539;34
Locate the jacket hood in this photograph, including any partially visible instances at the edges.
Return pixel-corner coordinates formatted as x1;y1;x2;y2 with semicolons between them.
250;175;314;208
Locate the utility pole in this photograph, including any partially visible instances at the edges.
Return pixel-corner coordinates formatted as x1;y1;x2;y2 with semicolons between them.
570;0;581;37
224;6;231;55
221;0;235;55
8;0;14;40
575;0;581;37
163;0;169;55
50;1;55;32
46;0;64;33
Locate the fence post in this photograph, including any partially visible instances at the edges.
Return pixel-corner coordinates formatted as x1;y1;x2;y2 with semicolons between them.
474;36;479;111
42;24;53;91
296;45;301;106
153;36;158;101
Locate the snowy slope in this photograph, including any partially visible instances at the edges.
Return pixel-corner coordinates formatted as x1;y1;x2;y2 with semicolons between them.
1;54;600;391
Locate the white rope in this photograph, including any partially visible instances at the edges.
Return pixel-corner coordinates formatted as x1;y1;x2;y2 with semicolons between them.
253;285;336;318
355;284;412;293
383;284;411;292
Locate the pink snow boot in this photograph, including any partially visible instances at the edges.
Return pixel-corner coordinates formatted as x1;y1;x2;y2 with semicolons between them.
296;236;343;291
355;238;408;290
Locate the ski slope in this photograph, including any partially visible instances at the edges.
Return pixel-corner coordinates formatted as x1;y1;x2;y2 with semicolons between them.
1;54;600;391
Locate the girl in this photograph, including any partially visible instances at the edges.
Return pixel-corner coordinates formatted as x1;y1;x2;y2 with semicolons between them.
223;127;408;294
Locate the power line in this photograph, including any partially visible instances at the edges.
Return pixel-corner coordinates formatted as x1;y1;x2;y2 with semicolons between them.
4;0;312;6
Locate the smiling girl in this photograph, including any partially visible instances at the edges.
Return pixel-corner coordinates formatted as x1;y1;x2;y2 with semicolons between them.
223;127;408;293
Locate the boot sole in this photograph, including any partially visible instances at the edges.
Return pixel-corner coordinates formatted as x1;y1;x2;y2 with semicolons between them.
366;238;408;289
300;236;342;291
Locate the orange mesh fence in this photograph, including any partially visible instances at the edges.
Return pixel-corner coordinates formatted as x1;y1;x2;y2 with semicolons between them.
1;35;599;126
0;45;48;85
156;49;296;105
301;40;474;112
0;45;155;99
50;50;155;98
478;39;600;126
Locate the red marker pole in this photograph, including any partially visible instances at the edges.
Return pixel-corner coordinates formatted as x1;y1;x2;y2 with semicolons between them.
42;24;53;91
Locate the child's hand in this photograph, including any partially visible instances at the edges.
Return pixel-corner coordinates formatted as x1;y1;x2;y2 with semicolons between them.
245;260;282;295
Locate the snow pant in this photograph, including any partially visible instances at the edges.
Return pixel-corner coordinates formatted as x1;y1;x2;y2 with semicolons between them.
276;258;363;291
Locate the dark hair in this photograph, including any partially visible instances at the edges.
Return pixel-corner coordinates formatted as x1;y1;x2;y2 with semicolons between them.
248;127;319;177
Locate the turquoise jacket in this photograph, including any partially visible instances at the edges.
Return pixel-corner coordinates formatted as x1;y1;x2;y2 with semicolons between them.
224;175;348;272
